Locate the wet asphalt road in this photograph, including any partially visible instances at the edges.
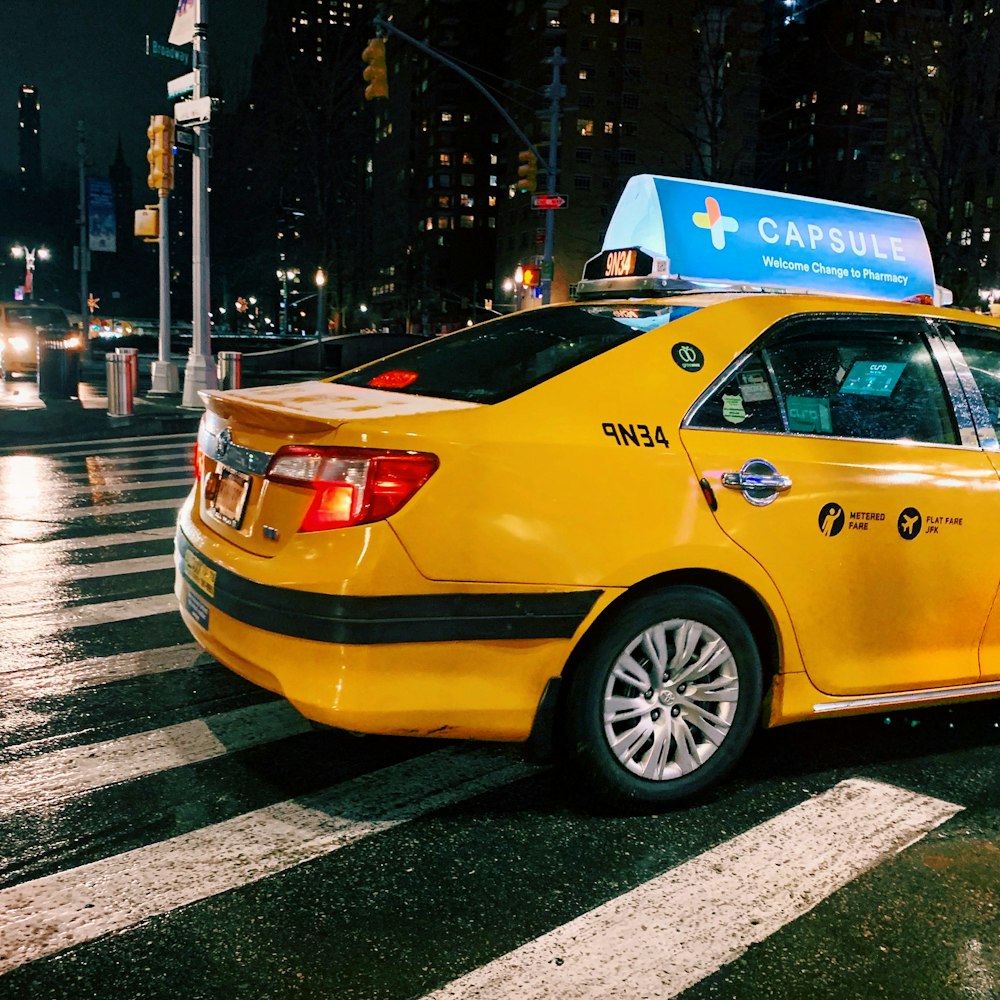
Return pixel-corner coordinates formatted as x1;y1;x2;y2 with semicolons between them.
0;433;997;1000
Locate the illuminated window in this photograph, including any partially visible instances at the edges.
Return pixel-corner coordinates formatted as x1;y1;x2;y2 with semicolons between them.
610;8;620;22
439;153;451;166
604;121;615;135
488;195;497;207
927;64;939;77
441;111;453;122
460;193;474;207
438;195;452;208
461;152;475;165
437;217;451;229
460;215;474;228
578;119;595;136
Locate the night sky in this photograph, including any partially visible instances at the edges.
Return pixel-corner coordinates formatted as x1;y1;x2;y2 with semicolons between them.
1;1;267;187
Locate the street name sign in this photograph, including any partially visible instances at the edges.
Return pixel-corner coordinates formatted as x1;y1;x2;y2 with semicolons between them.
168;71;196;99
146;35;192;67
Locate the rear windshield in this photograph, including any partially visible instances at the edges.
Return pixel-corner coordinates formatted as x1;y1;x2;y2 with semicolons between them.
335;304;698;403
3;307;69;330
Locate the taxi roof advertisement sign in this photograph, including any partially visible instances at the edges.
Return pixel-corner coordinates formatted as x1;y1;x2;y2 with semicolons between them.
601;175;937;301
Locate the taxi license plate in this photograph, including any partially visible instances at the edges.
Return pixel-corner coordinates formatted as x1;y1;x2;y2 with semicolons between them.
208;466;251;528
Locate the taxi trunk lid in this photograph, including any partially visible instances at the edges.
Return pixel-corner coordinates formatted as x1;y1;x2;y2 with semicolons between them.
195;380;476;557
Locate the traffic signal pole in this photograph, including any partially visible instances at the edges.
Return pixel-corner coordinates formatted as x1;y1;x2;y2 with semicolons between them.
370;14;561;301
182;0;218;407
541;48;565;306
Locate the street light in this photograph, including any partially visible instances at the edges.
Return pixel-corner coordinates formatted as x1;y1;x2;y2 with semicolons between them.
314;268;327;371
10;244;50;300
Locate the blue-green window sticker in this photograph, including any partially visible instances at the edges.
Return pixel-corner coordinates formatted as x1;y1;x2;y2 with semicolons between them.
840;360;906;397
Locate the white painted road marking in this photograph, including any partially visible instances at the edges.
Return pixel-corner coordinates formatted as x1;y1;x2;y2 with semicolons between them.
0;747;536;974
423;779;962;1000
2;553;175;592
0;643;210;697
0;592;179;633
0;700;313;817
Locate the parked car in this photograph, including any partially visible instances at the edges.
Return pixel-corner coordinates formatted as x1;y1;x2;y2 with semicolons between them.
175;176;1000;810
0;302;84;379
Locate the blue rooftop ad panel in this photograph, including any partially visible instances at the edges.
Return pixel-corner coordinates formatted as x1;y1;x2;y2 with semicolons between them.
601;175;937;301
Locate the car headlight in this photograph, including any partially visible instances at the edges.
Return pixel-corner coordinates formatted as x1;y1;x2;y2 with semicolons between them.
9;336;30;353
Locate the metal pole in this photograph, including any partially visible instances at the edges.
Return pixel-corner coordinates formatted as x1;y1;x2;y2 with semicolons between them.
77;122;89;330
150;191;180;394
182;0;218;407
315;270;327;371
541;47;564;306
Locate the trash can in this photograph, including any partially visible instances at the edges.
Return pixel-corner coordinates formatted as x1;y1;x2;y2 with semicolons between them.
217;351;242;390
37;337;79;399
114;346;139;399
106;352;134;417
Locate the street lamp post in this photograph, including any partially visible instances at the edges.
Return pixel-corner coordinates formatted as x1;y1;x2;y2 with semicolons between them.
10;244;50;300
314;268;326;372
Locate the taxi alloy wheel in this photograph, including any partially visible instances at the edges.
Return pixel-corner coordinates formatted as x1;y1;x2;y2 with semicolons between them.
567;587;762;810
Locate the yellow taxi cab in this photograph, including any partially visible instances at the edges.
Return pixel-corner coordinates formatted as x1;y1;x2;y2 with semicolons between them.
0;301;84;379
175;175;1000;810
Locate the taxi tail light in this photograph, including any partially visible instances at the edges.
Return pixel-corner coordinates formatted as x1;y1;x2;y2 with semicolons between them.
266;445;439;531
193;441;203;483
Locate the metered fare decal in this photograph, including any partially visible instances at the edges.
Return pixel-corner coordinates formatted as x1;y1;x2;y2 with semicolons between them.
819;503;964;538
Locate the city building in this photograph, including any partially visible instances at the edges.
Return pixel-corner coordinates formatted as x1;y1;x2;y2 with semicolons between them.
17;84;42;196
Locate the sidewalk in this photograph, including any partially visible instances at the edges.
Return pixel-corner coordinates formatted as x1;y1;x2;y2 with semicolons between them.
0;356;310;454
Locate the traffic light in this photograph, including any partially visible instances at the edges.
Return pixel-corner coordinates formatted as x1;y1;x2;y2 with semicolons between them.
521;264;540;288
362;37;389;101
516;150;538;193
146;115;175;193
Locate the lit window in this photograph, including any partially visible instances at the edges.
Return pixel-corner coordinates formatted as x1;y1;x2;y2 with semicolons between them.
856;103;869;116
489;175;498;187
983;227;992;242
439;153;452;166
488;195;497;207
460;215;474;228
460;193;474;207
610;8;620;23
604;121;615;135
961;228;972;246
438;217;451;229
438;195;452;208
441;111;453;122
578;119;595;136
461;152;475;165
927;64;938;77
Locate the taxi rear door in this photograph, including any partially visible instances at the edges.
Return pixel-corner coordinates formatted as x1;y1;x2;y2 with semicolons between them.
680;312;998;698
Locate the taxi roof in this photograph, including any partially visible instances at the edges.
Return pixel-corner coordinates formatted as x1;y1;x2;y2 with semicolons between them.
577;175;944;305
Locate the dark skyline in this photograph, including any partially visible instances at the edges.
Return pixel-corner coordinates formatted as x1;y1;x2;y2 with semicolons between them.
0;1;266;187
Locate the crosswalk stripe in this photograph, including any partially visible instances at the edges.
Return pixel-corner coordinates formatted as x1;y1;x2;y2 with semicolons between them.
0;747;536;974
0;700;312;818
6;433;195;459
0;526;176;560
0;642;210;697
423;779;962;1000
3;553;174;590
9;495;185;522
1;592;179;631
56;463;191;483
0;477;193;500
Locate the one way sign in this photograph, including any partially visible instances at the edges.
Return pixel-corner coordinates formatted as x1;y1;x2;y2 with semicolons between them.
531;193;568;210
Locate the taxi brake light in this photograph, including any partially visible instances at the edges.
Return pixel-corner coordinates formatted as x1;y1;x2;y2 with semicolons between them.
266;445;439;531
368;369;419;389
193;441;203;483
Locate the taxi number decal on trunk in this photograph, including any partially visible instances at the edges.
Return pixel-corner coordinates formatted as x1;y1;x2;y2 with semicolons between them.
602;422;670;448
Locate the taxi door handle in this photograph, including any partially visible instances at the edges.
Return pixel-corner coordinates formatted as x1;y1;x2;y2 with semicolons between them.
721;459;792;507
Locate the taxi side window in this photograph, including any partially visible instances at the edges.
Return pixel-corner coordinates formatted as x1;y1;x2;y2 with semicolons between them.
946;323;1000;426
691;316;959;444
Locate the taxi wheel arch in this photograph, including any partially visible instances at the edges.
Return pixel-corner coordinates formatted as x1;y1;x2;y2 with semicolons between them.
563;583;764;812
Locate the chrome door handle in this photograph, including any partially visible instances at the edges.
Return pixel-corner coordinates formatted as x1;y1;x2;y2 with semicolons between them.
721;459;792;506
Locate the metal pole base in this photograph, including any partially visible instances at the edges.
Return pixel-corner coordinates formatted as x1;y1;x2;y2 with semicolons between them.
181;352;218;408
148;360;181;396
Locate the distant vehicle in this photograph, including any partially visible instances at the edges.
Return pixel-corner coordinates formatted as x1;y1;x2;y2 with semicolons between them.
0;302;84;379
174;176;1000;811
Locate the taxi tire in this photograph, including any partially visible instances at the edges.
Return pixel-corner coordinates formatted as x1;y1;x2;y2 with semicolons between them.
565;586;762;812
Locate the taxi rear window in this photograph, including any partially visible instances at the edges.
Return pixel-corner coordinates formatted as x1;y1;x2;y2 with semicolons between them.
335;304;698;403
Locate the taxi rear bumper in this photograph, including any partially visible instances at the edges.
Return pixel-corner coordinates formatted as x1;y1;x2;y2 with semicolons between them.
174;518;613;741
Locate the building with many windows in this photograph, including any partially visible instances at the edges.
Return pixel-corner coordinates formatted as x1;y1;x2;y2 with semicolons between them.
17;84;42;196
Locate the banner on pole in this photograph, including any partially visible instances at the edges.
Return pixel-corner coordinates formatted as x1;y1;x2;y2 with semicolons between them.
168;0;196;46
87;177;117;253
